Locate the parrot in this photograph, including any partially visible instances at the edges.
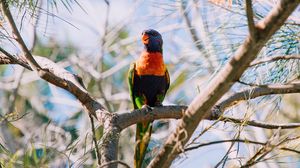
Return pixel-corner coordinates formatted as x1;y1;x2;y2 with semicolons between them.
128;29;170;168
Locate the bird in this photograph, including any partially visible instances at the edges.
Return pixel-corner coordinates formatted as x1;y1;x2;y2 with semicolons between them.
128;29;170;168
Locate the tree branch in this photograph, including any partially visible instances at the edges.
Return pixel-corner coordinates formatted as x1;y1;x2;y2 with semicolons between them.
250;54;300;67
245;0;256;40
184;138;300;155
241;134;300;167
0;49;118;166
0;47;31;69
185;138;265;152
99;160;130;168
117;81;300;130
0;0;42;72
180;0;215;72
217;81;300;112
2;49;300;165
220;116;300;129
89;113;101;165
0;8;109;122
149;1;300;167
0;2;120;164
121;80;300;127
117;106;186;129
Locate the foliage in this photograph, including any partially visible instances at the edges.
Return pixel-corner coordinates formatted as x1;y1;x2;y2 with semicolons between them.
0;0;299;167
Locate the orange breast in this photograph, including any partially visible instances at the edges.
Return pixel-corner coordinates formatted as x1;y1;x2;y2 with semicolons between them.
136;51;166;76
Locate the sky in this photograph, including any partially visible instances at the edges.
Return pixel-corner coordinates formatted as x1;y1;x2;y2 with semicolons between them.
28;1;229;167
2;0;300;167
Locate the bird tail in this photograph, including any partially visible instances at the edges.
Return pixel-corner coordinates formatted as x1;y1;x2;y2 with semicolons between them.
134;121;152;168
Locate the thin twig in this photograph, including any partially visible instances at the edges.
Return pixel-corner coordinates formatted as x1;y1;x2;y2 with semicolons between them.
221;116;300;129
185;138;300;155
30;0;43;50
241;135;300;167
7;67;25;114
280;147;300;154
95;0;112;112
89;113;101;166
180;0;215;73
187;118;221;147
250;55;300;67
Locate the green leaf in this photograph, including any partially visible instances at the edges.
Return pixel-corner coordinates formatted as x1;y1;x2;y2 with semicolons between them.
95;126;103;141
168;70;187;93
7;152;19;168
7;122;24;138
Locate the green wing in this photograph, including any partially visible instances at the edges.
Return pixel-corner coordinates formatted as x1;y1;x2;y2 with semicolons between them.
128;63;137;109
128;63;146;109
128;62;150;168
128;64;170;168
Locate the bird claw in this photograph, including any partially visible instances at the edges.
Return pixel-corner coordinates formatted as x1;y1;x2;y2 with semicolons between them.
142;105;152;113
154;102;163;107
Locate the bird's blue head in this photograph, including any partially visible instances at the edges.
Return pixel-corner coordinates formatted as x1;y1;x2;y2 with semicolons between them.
141;29;163;53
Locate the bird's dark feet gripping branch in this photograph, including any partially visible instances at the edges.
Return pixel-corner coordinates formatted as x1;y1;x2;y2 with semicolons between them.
128;29;170;168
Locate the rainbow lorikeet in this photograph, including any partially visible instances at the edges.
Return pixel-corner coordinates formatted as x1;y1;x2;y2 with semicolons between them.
128;29;170;168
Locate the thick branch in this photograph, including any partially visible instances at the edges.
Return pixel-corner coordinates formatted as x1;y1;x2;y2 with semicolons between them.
218;82;300;112
0;2;115;166
0;47;31;69
149;1;300;167
117;106;187;129
0;51;109;122
1;1;106;117
245;0;256;39
118;82;300;130
0;1;109;122
2;50;300;165
0;0;42;71
99;124;120;167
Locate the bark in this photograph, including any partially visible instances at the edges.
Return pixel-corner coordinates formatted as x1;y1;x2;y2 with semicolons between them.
148;1;300;167
2;50;300;167
118;82;300;129
0;0;299;167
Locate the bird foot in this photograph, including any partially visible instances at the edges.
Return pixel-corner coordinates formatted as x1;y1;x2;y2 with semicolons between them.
154;102;163;107
142;105;152;112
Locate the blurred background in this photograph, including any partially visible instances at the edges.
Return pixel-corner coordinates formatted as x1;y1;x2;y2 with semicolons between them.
0;0;299;167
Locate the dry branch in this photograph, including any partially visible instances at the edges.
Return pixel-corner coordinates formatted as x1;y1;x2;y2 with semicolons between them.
149;1;300;167
118;82;300;129
184;138;300;154
2;47;300;165
0;49;110;121
246;0;256;39
180;0;215;72
241;134;300;167
220;116;300;129
0;0;299;167
0;0;42;72
218;82;300;112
